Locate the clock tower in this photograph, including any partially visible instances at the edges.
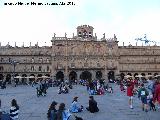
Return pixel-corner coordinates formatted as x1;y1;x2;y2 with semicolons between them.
76;25;94;39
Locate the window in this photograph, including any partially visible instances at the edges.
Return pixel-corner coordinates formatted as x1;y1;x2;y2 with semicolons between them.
97;63;100;67
39;66;42;71
8;58;11;62
1;58;4;62
39;58;43;63
46;58;49;63
31;66;34;71
0;66;4;71
31;58;34;63
84;62;88;67
47;66;49;71
71;63;75;68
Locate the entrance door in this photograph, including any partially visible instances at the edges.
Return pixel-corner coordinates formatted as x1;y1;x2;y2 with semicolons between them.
108;71;115;82
69;71;77;83
6;74;11;84
56;71;64;81
96;71;102;80
80;71;92;81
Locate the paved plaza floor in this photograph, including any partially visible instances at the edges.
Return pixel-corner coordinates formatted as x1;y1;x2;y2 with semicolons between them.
0;84;159;120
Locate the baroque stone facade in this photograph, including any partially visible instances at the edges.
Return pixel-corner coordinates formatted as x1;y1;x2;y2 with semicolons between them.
0;25;160;82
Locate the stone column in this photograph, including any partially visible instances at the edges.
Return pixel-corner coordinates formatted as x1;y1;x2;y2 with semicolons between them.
64;40;69;80
104;64;108;83
64;65;68;80
92;70;96;80
77;71;81;80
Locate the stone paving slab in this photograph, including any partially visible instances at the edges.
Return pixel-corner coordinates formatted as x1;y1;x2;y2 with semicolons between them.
0;84;159;120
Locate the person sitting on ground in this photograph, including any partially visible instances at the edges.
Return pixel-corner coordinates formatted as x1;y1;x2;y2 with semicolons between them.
70;97;83;113
86;96;99;113
47;101;58;120
10;99;19;120
56;103;71;120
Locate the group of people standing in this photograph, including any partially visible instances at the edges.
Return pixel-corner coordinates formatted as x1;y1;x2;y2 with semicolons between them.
47;96;99;120
125;77;160;112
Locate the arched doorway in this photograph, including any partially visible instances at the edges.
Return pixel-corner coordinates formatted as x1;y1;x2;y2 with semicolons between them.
14;74;20;85
134;73;138;77
69;71;77;82
80;71;92;81
45;74;50;77
127;73;132;76
120;73;125;80
108;71;115;81
22;74;27;85
37;74;43;81
6;74;11;84
56;71;64;81
96;71;102;80
154;73;158;76
141;73;146;82
29;74;35;84
0;74;4;80
0;74;4;86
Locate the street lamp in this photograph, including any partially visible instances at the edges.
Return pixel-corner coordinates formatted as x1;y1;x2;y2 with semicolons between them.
10;60;19;86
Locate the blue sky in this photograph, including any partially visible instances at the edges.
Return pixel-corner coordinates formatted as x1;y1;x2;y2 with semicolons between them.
0;0;160;46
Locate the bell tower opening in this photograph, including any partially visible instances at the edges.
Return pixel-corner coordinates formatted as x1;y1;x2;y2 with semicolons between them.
76;25;95;39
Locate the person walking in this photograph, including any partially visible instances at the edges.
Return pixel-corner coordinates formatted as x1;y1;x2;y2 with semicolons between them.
86;96;99;113
47;101;58;120
10;99;19;120
138;83;149;112
127;82;134;109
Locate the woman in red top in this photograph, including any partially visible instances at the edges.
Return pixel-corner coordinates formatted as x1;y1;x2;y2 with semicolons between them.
127;82;134;109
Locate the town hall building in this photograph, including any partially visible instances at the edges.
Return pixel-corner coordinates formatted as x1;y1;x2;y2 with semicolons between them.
0;25;160;83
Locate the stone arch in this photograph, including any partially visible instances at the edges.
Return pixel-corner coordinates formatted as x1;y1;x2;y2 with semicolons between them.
56;71;64;81
22;74;27;84
120;73;125;80
134;73;138;77
29;74;35;83
6;74;11;84
96;71;102;80
141;73;145;76
37;74;42;77
69;71;77;81
37;74;43;81
80;71;92;81
154;73;158;76
45;74;50;77
108;71;115;80
127;73;132;76
0;74;4;80
14;74;20;84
